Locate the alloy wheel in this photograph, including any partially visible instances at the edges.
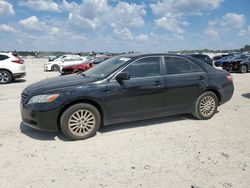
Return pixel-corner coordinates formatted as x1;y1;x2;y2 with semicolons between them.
68;109;96;136
199;96;216;117
52;65;60;71
0;72;9;83
240;65;247;73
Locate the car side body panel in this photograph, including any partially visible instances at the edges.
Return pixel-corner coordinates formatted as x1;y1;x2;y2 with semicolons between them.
21;54;234;132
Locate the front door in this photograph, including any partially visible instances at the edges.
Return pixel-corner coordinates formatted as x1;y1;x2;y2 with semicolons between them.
106;56;165;122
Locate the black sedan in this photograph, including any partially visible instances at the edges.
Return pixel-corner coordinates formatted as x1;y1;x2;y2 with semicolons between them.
21;54;234;140
223;55;250;73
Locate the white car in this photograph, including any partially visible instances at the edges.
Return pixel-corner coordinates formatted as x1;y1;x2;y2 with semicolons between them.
44;55;88;71
0;52;26;84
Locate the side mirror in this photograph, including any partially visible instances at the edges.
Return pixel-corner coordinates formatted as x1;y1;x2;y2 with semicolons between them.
115;72;130;83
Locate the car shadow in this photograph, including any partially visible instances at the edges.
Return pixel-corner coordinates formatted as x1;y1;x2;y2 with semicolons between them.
13;79;26;83
242;93;250;99
20;114;192;141
99;114;193;133
20;123;69;141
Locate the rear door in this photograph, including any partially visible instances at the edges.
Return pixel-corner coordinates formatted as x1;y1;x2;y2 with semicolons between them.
163;56;207;112
106;56;165;121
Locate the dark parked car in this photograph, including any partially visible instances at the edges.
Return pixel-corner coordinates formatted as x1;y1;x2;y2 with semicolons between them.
212;54;229;61
214;55;235;67
20;54;234;140
223;55;250;73
188;54;213;66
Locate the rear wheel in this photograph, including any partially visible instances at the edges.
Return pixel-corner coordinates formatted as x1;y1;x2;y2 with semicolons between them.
60;103;101;140
239;65;248;74
192;91;218;120
51;64;60;71
0;70;12;84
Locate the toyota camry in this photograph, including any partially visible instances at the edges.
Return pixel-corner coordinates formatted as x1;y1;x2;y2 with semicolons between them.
21;54;234;140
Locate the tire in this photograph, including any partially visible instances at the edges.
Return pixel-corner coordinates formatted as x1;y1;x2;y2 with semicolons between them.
76;70;83;74
192;91;218;120
239;65;248;74
51;64;60;72
0;70;12;84
60;103;101;140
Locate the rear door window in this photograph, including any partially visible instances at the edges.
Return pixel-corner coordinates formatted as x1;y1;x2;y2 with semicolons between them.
164;57;204;75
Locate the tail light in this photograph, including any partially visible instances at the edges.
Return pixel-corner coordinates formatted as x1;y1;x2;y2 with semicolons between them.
226;74;233;82
12;56;23;64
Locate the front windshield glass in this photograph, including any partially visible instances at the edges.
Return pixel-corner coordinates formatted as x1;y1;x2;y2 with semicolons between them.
84;56;131;78
220;56;233;60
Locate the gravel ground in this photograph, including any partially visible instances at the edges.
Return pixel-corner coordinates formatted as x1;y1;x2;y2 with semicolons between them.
0;59;250;188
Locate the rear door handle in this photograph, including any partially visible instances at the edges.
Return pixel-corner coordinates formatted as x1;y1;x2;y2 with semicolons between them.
154;81;162;86
199;76;205;80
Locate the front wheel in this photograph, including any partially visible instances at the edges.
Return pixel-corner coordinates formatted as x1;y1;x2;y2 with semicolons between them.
192;91;218;120
51;64;60;71
60;103;101;140
239;65;248;74
76;70;84;74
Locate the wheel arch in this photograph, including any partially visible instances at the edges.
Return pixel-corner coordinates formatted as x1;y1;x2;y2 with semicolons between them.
205;87;221;103
239;62;248;68
0;68;13;75
57;98;104;130
51;64;60;70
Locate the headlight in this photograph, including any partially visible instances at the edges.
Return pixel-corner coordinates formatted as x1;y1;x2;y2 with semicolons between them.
28;94;60;104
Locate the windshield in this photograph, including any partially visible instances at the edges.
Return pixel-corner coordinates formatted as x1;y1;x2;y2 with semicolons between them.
84;56;131;78
220;55;234;60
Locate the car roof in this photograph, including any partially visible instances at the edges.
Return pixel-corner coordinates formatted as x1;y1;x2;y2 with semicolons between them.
95;55;112;58
187;54;208;57
117;53;216;73
119;53;192;59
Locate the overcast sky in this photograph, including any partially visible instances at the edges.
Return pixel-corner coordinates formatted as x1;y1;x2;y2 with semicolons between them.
0;0;250;52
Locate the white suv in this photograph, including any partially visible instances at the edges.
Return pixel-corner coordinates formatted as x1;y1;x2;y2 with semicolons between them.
0;52;26;84
43;55;88;71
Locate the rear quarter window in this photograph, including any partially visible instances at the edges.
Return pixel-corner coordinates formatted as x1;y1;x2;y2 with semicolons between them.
0;55;9;61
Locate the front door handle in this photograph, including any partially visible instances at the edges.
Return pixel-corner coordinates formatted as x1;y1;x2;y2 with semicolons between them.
154;81;162;86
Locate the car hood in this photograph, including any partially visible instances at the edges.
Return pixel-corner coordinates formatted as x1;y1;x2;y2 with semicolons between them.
24;74;99;94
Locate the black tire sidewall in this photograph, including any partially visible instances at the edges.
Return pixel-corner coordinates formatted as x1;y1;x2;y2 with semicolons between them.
60;103;101;140
77;70;83;74
240;65;247;73
51;64;60;71
194;92;218;120
0;70;12;84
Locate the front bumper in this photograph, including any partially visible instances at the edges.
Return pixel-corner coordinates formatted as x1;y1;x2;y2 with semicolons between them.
43;64;51;71
21;102;59;132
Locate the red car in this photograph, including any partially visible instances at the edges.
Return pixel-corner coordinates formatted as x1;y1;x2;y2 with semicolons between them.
61;56;112;75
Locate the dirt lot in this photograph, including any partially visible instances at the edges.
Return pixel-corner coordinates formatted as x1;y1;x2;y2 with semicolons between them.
0;58;250;188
